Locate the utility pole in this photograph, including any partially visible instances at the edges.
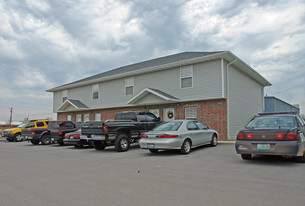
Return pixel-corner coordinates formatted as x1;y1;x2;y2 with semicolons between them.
9;107;14;125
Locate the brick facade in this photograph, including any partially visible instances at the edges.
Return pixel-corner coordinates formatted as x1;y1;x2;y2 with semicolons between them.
57;99;228;140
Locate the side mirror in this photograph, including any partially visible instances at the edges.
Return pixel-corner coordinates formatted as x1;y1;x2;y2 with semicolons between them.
155;117;161;122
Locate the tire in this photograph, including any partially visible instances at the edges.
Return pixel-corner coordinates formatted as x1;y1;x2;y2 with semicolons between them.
41;136;51;145
114;134;130;152
149;149;159;153
296;153;305;163
180;139;191;154
13;133;22;142
210;134;218;147
6;137;14;142
57;139;65;146
74;141;84;148
31;139;40;145
241;154;252;160
93;141;106;150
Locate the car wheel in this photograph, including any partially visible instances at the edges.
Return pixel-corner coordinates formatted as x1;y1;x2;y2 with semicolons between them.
74;141;84;148
13;133;22;142
180;139;191;154
149;149;159;153
41;136;51;145
93;141;106;150
210;134;218;147
114;134;130;152
6;137;14;142
58;139;65;146
296;152;305;163
241;154;252;160
31;139;40;145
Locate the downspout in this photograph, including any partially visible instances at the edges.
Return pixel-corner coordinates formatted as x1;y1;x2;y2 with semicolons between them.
226;58;237;140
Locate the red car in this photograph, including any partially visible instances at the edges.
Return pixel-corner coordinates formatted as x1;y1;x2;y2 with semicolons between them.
235;112;305;162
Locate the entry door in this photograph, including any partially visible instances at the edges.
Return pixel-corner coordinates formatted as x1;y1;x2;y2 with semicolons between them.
163;108;175;122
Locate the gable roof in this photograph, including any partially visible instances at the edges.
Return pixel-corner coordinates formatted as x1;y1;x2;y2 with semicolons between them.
127;88;179;105
57;99;88;112
47;51;271;92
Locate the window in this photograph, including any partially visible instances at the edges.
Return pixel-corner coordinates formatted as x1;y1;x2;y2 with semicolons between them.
187;121;199;130
195;121;208;130
65;122;75;128
95;113;101;121
84;114;90;122
185;107;197;120
181;66;193;88
62;90;68;102
25;123;35;128
125;77;134;95
92;84;99;100
67;115;72;121
76;114;82;122
36;122;45;127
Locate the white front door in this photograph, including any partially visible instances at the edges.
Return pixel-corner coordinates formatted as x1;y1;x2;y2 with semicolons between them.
163;108;175;122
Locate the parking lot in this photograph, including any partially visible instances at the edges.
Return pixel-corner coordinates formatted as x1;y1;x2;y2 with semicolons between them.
0;141;305;206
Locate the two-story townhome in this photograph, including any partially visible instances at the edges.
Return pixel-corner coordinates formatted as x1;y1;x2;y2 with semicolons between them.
47;51;271;140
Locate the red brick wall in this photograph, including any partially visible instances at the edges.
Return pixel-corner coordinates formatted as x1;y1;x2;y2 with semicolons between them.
57;99;228;140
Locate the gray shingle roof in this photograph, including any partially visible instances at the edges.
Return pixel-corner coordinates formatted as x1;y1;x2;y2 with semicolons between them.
68;99;88;108
49;51;223;91
148;88;179;100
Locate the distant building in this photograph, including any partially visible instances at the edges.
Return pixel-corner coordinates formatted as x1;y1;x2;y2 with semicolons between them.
264;96;300;114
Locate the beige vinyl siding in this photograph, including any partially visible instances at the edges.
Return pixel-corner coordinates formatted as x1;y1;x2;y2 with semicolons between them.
228;66;264;139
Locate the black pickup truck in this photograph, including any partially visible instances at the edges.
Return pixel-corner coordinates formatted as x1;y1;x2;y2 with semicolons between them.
23;121;80;145
81;111;161;152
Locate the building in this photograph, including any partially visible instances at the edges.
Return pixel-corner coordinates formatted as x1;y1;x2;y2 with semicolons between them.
47;51;271;140
264;96;300;114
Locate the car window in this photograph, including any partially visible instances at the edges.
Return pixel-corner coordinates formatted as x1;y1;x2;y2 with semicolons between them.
25;123;35;128
36;122;45;127
195;121;208;130
152;121;182;131
17;123;27;128
65;122;75;128
296;116;305;126
187;121;199;130
246;116;296;129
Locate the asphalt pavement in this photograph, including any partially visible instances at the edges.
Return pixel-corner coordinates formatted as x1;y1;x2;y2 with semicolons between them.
0;141;304;206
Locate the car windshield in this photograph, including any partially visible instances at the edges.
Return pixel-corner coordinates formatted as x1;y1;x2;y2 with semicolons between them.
152;121;182;131
246;116;296;129
17;123;27;128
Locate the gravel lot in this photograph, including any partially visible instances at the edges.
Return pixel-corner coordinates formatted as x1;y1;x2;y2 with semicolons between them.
0;141;305;206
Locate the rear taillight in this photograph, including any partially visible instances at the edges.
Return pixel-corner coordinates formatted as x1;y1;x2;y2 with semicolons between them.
31;131;35;135
73;135;80;139
246;133;253;140
276;133;284;140
237;132;244;140
59;131;63;135
140;135;148;138
286;132;296;140
65;135;69;138
156;135;178;138
103;126;108;133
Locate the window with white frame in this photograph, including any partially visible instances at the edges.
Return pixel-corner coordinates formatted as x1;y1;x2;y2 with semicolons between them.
95;113;101;121
125;77;134;95
84;114;90;122
67;115;72;121
92;84;99;100
185;107;197;119
76;114;82;122
62;90;68;102
181;66;193;88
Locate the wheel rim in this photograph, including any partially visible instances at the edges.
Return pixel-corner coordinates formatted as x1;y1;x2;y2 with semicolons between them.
213;136;217;145
184;141;191;153
120;139;128;149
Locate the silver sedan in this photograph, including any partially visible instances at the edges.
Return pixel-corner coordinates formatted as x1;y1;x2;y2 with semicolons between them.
139;120;218;154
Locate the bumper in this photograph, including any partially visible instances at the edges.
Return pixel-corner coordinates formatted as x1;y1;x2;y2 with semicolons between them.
90;135;116;141
26;134;41;141
235;140;304;156
139;138;184;150
63;138;80;145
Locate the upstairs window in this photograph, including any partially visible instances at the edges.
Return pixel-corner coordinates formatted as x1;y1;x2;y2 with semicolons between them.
92;84;99;100
181;66;193;88
125;77;134;95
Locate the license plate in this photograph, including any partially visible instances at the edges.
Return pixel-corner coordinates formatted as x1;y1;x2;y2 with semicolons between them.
147;144;155;149
257;144;270;150
70;137;73;139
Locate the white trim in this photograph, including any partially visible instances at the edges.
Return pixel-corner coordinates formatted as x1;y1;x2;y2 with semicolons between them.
127;88;179;104
221;58;225;98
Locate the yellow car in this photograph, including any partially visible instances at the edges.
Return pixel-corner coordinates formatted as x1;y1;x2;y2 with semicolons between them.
2;120;50;142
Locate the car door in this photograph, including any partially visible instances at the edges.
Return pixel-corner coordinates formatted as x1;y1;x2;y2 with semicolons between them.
186;121;201;146
194;121;213;144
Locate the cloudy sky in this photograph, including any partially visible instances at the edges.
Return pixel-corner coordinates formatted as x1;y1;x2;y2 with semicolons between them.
0;0;305;122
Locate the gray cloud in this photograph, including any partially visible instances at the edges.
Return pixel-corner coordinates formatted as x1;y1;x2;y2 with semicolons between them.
1;0;305;122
